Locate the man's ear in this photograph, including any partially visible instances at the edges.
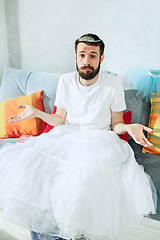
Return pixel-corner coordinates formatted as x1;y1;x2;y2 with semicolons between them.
100;54;105;64
75;53;77;60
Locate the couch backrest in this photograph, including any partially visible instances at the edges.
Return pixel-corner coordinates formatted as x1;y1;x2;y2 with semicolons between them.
0;67;61;113
125;89;151;127
0;67;151;128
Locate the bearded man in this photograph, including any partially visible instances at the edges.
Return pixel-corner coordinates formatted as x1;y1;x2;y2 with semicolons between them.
0;33;156;240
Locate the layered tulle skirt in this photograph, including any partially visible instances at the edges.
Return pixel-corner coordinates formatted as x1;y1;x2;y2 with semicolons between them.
0;125;157;240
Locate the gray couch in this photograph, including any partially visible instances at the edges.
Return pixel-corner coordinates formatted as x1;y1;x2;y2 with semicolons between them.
0;67;160;221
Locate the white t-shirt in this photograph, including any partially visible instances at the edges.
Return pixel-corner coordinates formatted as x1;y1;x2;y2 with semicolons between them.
54;71;126;130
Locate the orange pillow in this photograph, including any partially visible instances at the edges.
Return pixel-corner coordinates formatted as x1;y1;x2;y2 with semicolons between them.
142;93;160;154
0;91;46;138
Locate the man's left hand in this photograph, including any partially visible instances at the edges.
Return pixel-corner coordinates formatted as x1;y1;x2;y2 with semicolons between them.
126;123;153;147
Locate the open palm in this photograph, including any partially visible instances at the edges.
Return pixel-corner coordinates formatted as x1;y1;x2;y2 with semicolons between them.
9;105;37;123
127;123;153;147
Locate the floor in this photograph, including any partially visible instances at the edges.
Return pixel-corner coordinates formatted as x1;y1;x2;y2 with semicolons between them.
0;217;160;240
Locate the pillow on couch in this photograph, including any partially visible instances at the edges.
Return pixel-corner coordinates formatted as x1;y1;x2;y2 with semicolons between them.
0;90;46;138
42;106;57;133
142;93;160;154
119;111;132;142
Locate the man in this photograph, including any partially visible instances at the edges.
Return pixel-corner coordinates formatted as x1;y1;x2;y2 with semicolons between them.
9;33;155;240
10;33;152;147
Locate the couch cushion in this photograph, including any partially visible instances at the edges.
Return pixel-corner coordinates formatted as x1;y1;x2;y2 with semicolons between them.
129;140;160;202
0;67;32;101
124;89;151;141
0;138;17;148
26;72;61;113
124;89;151;127
0;67;61;114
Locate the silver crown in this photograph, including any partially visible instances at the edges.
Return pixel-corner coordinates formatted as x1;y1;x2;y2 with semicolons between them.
78;36;101;43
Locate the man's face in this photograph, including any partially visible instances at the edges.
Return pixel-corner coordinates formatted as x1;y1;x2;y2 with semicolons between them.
75;43;104;80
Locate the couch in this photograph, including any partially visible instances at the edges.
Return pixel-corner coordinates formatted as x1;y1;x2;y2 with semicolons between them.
0;67;160;222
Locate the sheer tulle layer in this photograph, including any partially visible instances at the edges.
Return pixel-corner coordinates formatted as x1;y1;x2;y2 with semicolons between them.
0;125;157;240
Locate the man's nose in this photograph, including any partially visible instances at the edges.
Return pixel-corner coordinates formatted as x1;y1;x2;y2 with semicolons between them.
83;56;90;66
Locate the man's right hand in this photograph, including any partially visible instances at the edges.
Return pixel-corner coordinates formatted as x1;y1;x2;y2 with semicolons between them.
9;105;66;127
9;105;37;123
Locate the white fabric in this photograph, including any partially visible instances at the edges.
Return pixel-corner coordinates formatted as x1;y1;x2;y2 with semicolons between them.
54;71;126;130
0;71;157;240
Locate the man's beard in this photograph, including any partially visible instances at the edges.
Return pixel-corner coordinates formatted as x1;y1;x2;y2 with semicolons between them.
76;61;101;80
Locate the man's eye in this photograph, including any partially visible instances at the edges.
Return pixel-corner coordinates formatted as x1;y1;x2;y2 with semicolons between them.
91;55;96;59
80;54;85;58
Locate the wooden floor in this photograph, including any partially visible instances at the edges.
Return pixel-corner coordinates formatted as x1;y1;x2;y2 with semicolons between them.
0;217;160;240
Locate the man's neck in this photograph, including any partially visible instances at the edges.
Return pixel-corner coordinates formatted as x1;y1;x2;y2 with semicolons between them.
79;73;99;86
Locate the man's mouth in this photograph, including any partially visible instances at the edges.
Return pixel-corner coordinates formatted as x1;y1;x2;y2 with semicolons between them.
81;67;94;71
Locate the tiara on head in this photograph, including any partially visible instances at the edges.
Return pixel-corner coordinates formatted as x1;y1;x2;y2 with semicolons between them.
78;36;101;43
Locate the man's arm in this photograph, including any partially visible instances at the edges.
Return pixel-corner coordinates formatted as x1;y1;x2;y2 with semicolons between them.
111;111;153;147
9;105;67;126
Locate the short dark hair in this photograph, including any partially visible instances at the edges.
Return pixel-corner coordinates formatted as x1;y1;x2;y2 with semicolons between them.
75;33;105;56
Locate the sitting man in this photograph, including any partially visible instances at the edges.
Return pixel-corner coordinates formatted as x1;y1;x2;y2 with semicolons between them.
1;33;156;240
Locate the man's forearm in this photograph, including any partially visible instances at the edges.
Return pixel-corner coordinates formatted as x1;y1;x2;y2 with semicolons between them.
35;109;65;126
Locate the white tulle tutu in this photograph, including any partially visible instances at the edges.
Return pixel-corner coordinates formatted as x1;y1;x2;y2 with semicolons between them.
0;125;157;240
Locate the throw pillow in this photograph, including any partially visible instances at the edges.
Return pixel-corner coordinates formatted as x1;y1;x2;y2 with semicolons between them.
42;106;57;133
0;90;46;138
119;111;132;142
142;93;160;154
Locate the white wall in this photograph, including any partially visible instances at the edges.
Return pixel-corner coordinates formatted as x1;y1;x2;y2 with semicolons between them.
7;0;160;75
0;0;9;82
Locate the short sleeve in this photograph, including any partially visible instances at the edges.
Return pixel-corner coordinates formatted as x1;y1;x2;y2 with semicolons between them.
54;76;66;109
111;78;126;112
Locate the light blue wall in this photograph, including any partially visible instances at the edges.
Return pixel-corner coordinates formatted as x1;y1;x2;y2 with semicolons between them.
5;0;21;69
5;0;160;75
0;0;9;81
